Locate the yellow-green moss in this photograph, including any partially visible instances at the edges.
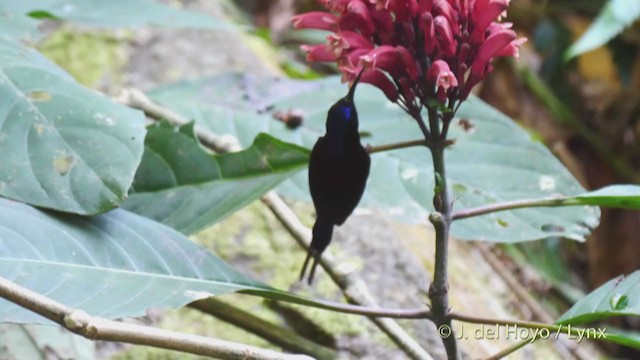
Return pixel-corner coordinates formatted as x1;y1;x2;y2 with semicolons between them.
38;26;127;89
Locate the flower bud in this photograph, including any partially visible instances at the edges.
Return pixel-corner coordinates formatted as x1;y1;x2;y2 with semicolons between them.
292;12;338;31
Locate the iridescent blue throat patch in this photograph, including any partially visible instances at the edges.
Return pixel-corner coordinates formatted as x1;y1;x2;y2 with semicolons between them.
340;105;352;120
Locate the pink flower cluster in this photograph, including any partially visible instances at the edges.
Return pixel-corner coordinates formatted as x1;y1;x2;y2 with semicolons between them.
293;0;526;108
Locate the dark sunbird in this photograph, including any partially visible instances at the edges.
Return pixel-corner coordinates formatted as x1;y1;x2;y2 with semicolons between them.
300;71;370;284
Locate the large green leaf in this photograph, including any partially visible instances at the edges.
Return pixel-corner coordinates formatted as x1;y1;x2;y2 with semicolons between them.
0;197;268;324
566;0;640;59
0;197;390;324
0;38;145;214
147;74;599;243
0;0;230;29
557;271;640;325
122;122;310;235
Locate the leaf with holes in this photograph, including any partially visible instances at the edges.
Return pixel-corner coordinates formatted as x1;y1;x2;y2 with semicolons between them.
122;122;309;235
147;74;599;243
0;0;231;29
0;38;145;214
557;271;640;326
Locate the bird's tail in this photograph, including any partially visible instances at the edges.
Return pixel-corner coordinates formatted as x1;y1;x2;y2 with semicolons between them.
299;218;334;284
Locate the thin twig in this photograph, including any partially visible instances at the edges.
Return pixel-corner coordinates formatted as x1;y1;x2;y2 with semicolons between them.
119;89;435;360
367;139;456;154
485;338;532;360
0;277;311;360
413;106;433;140
451;197;582;221
368;139;430;153
440;102;461;140
190;298;337;359
240;288;433;319
117;89;243;153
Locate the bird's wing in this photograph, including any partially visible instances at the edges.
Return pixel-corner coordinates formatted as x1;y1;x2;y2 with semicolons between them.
308;137;338;220
334;144;370;225
309;138;371;226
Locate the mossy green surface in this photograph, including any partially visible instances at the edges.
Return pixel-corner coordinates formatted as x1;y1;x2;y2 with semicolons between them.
38;27;127;89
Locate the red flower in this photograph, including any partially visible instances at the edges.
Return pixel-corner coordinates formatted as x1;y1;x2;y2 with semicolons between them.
292;12;338;31
428;60;458;102
293;0;526;113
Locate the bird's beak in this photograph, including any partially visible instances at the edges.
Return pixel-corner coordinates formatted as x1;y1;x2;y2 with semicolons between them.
346;68;365;103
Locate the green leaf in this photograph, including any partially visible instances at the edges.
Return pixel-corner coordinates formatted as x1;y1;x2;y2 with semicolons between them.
0;198;380;324
599;328;640;350
122;122;310;235
0;0;230;29
565;185;640;208
0;38;145;214
0;198;269;324
557;271;640;325
565;0;640;59
147;74;599;243
26;10;59;20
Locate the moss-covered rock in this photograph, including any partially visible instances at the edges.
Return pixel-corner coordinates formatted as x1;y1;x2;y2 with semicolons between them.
38;27;127;90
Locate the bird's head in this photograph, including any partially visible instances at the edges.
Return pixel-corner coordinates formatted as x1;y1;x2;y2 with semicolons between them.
326;69;364;136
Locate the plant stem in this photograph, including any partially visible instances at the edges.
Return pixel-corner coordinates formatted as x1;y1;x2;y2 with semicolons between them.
449;313;554;331
412;105;432;140
485;338;533;360
368;139;457;154
241;288;434;319
451;196;581;221
450;312;602;338
190;298;337;360
0;277;310;360
426;106;459;360
368;139;430;153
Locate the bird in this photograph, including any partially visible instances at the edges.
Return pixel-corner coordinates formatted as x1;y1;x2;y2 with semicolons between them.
300;70;371;284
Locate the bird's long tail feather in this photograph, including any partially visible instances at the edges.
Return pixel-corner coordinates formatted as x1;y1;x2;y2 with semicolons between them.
299;218;334;284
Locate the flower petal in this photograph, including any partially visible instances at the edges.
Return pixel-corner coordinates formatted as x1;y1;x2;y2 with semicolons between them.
291;12;338;31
